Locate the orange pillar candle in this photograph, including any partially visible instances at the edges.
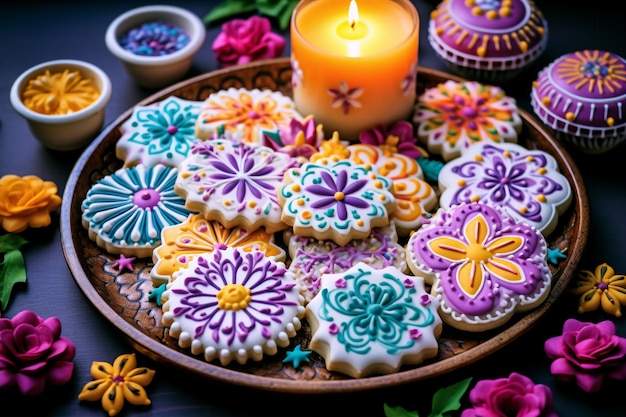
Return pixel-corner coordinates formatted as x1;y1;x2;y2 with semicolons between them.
291;0;419;142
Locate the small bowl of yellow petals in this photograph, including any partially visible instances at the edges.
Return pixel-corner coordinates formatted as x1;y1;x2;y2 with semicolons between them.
10;59;112;151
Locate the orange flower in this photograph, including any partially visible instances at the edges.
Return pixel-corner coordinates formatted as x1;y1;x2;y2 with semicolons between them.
570;263;626;317
78;353;155;417
0;175;62;233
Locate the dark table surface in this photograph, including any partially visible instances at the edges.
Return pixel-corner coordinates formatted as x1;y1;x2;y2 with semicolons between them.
1;1;626;416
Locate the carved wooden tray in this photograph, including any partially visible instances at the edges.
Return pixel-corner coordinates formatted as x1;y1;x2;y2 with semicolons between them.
61;57;589;394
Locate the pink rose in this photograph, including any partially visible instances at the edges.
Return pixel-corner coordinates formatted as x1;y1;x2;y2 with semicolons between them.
544;318;626;392
212;16;286;68
0;310;76;396
461;372;557;417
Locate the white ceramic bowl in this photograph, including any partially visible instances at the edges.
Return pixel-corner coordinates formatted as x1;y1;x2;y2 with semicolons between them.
105;5;206;88
10;59;112;151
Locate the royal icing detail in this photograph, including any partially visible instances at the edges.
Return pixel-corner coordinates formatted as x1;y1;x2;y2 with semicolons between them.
278;159;396;246
116;96;202;168
195;87;304;143
413;80;522;161
306;263;441;378
406;202;551;332
151;213;286;286
175;138;297;234
81;164;195;258
438;142;572;236
161;246;305;366
347;143;437;236
286;223;407;303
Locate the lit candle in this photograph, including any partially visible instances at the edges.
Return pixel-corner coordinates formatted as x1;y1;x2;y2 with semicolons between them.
291;0;419;141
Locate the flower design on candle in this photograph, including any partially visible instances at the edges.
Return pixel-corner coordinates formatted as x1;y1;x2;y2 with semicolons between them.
401;59;418;96
291;57;303;87
328;81;363;114
117;96;201;168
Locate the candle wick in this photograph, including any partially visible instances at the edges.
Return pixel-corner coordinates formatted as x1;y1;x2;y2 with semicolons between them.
350;21;356;30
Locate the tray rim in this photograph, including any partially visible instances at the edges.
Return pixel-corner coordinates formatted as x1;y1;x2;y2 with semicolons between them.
60;57;590;394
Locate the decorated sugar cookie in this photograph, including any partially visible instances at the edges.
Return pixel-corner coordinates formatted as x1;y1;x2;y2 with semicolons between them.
81;164;195;258
306;263;442;378
195;87;304;143
278;159;396;246
151;213;286;286
438;142;572;236
175;138;297;234
161;245;305;366
285;223;407;303
116;96;202;168
413;80;522;161
406;202;551;332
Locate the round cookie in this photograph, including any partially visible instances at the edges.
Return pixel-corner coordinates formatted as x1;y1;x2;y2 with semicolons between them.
285;223;407;303
305;263;442;378
413;80;522;161
151;213;286;287
530;49;626;154
116;96;202;168
406;202;551;332
195;87;305;143
175;138;298;234
428;0;548;83
278;159;396;246
161;245;305;366
81;164;196;258
438;142;572;236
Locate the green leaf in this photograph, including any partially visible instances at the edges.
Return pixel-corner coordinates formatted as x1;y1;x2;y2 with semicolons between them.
429;377;473;417
0;234;29;312
203;0;257;24
384;403;419;417
277;2;298;31
257;0;290;17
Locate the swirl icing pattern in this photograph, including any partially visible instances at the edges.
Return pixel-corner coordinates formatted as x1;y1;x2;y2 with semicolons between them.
305;263;442;378
406;202;551;332
347;143;437;236
413;80;522;161
195;87;304;143
161;246;305;366
278;159;396;246
151;213;286;286
116;96;202;168
81;164;195;258
438;142;572;236
175;138;297;234
285;223;407;303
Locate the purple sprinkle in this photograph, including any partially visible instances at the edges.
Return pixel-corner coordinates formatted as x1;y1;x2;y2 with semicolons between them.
119;20;190;57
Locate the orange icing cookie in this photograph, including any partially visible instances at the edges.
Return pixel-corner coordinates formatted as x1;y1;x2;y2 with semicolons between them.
151;213;286;286
21;69;100;115
195;87;304;143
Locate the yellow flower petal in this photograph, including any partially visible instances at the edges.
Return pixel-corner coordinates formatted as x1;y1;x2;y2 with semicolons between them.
113;353;138;377
125;367;156;386
601;290;623;317
123;381;152;406
577;288;602;313
90;360;114;380
78;378;113;402
101;383;125;417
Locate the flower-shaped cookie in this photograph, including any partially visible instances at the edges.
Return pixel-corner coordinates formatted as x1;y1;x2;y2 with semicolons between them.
406;202;551;332
278;159;396;245
438;142;572;236
0;310;75;396
461;372;557;417
0;175;62;233
413;80;522;161
78;353;155;416
570;263;626;317
116;96;202;168
306;263;442;378
545;319;626;392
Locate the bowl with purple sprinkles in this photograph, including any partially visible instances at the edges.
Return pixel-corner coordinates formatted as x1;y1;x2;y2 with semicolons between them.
105;5;206;88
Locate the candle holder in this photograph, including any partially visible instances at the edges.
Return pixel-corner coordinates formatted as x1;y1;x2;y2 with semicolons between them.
290;0;419;142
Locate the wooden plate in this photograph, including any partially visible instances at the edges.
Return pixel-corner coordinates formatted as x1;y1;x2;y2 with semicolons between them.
60;57;589;394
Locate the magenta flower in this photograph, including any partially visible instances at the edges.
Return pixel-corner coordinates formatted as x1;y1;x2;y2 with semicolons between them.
262;116;323;162
212;16;285;68
0;310;76;396
544;318;626;392
461;372;557;417
359;120;426;160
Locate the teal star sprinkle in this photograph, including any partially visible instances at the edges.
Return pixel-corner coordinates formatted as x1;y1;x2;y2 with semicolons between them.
148;284;167;306
282;345;311;368
547;247;567;265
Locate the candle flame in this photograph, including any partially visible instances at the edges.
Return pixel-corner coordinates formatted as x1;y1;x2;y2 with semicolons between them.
348;0;359;30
